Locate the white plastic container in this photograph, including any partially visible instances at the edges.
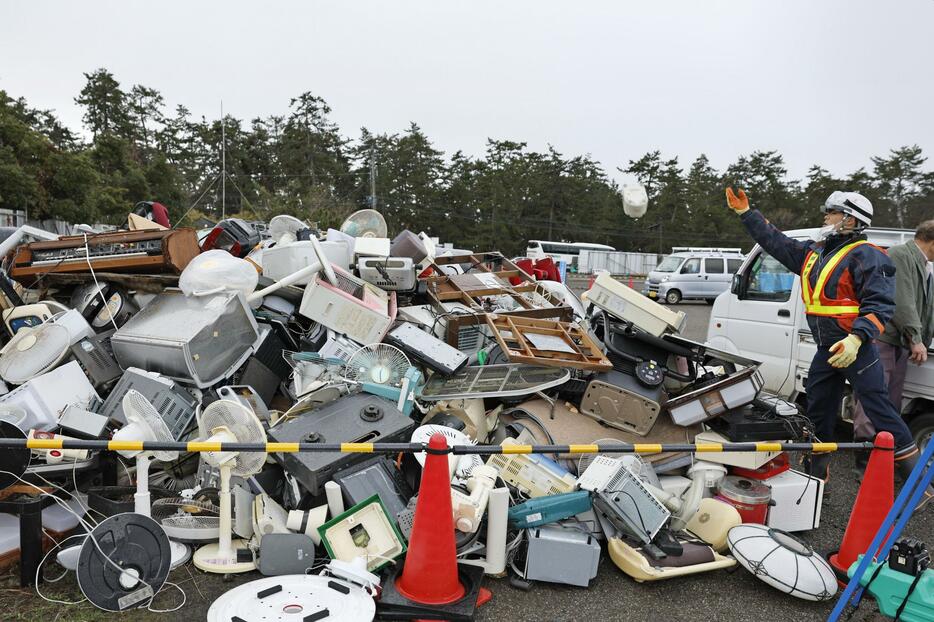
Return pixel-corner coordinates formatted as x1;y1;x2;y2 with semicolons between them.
0;361;99;432
765;469;824;532
694;429;782;470
262;240;353;284
49;309;95;345
42;494;87;532
622;184;649;219
352;237;391;258
0;514;19;554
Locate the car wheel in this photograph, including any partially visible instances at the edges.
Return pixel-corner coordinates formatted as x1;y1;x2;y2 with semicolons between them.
665;290;682;304
705;298;716;305
909;413;934;453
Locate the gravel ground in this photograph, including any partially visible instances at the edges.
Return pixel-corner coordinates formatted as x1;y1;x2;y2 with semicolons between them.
1;291;925;621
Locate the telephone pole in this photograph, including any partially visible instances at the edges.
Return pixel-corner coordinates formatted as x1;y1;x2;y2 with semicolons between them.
221;100;226;220
369;148;377;210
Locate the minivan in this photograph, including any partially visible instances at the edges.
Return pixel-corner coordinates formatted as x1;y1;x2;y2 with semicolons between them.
643;247;745;304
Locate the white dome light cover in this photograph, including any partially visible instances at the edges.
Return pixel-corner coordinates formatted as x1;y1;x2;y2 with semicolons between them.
727;523;838;602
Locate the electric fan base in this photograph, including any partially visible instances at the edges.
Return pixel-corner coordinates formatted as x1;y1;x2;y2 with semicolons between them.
193;540;256;574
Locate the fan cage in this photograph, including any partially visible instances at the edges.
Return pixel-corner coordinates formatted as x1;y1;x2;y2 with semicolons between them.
341;209;388;238
0;323;71;383
198;401;267;476
123;390;179;462
344;344;410;387
269;215;309;243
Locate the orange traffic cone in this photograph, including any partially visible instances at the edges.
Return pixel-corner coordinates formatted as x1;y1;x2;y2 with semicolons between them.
378;433;490;619
628;276;634;289
396;432;466;604
828;431;894;581
588;274;596;289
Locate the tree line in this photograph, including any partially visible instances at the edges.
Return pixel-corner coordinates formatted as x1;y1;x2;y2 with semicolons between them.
1;68;933;257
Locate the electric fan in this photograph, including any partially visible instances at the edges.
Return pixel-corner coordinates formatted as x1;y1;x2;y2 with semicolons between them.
193;399;268;574
111;389;190;567
340;209;388;238
268;214;309;246
0;323;71;384
410;424;483;481
343;343;410;387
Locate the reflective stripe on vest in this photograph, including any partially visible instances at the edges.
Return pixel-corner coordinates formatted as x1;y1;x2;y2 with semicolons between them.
800;240;870;317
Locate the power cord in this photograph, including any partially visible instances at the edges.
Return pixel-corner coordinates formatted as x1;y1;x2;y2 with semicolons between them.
0;469;187;613
83;233;120;332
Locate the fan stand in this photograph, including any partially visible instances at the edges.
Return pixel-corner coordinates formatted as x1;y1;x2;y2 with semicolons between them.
193;464;256;574
132;454;191;569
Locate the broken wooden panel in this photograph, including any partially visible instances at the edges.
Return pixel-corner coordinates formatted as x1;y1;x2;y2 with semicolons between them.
485;314;612;372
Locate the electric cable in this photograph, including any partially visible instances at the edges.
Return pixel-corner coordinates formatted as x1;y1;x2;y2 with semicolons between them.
83;233;119;331
0;468;187;613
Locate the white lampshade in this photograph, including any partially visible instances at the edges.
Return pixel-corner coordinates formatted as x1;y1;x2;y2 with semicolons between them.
728;523;838;601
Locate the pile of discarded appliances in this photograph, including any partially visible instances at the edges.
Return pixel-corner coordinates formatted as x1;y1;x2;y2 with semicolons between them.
0;208;840;619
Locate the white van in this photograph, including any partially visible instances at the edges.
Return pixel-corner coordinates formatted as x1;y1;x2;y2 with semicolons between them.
643;247;745;304
706;226;934;447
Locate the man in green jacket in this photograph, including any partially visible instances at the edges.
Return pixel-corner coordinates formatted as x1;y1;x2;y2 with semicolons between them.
854;220;934;482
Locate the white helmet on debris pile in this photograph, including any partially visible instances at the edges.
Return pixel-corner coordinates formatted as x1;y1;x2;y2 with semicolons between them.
821;191;873;228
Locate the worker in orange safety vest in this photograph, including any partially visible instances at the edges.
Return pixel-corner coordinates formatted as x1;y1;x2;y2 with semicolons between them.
726;187;932;508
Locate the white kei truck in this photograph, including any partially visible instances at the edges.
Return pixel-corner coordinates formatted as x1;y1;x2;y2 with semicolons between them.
706;226;934;449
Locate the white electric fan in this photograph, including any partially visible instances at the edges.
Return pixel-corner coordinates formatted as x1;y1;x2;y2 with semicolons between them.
193;399;268;574
111;390;190;567
340;209;388;238
0;323;71;384
343;343;410;387
268;215;309;246
410;424;483;481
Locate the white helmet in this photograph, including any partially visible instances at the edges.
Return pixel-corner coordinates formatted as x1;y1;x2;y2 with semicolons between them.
822;191;873;228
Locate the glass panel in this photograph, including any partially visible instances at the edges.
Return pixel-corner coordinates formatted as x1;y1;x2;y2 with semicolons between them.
727;258;743;273
656;256;683;272
680;258;701;274
746;252;794;301
704;258;724;274
542;243;578;255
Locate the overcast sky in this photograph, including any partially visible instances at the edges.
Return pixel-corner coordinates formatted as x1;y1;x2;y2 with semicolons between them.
2;0;933;184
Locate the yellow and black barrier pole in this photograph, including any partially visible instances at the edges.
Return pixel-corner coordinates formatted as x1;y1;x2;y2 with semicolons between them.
0;438;876;455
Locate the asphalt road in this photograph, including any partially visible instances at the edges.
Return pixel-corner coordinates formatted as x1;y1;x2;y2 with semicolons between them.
3;295;925;621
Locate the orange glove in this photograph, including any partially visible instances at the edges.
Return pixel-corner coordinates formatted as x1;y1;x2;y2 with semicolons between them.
726;187;750;214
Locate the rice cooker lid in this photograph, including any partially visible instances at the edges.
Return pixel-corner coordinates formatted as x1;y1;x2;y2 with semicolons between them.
719;475;771;505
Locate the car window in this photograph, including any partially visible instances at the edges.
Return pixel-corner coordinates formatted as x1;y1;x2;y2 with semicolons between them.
680;258;701;274
656;256;684;272
727;258;743;273
704;258;724;274
745;252;794;301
